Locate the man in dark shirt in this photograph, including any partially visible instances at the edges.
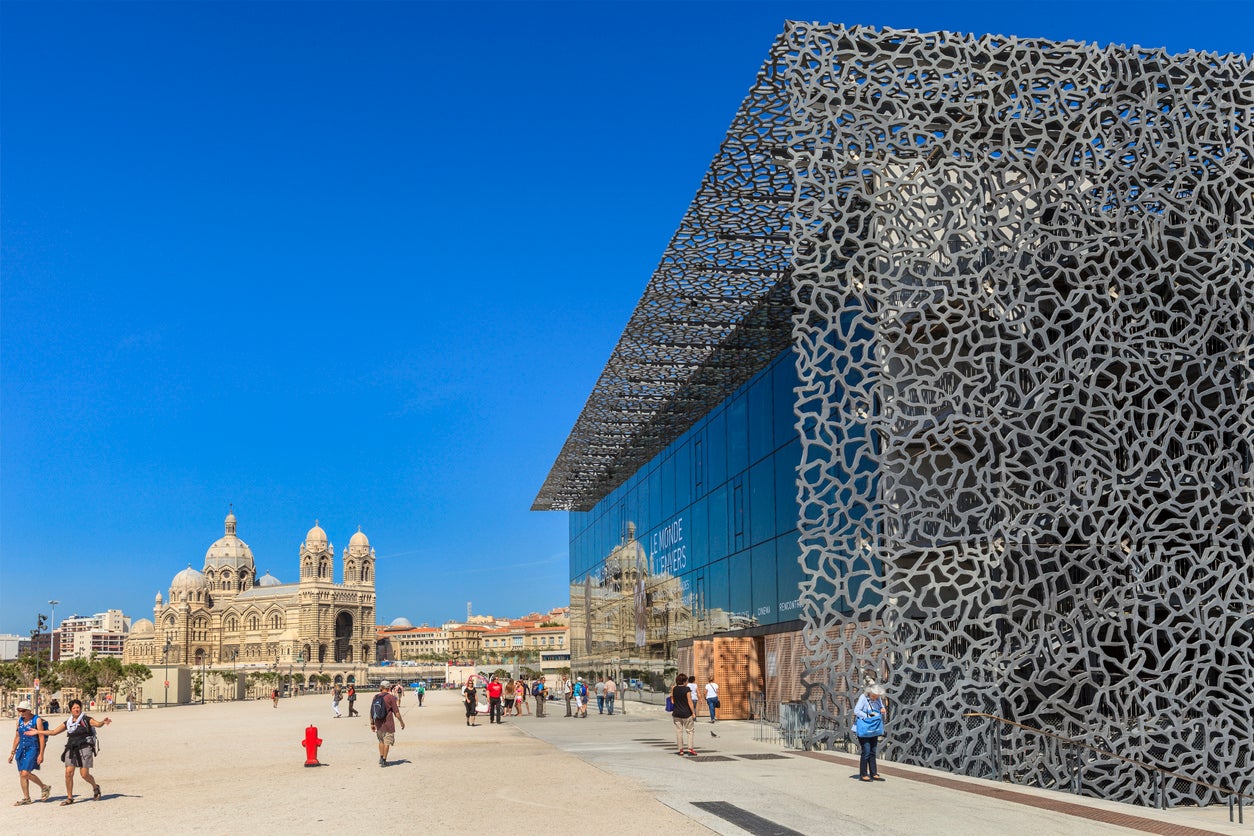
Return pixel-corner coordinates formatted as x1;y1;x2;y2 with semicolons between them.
370;680;405;767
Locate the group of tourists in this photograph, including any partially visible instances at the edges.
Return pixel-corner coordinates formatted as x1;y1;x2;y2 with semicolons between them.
9;698;111;806
559;674;619;717
458;674;553;725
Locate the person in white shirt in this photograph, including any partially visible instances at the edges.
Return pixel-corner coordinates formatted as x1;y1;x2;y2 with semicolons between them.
705;680;719;723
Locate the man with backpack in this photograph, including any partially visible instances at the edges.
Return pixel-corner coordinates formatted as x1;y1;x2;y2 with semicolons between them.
369;680;405;767
532;676;547;717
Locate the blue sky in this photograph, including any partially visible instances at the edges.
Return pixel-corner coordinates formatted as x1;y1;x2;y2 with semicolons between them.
2;1;1250;636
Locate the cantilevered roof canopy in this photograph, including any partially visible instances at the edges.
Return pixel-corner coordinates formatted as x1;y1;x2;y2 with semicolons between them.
532;33;798;512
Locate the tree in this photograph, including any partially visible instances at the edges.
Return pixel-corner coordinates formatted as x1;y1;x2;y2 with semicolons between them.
59;657;98;699
93;656;125;696
0;663;20;693
117;664;151;701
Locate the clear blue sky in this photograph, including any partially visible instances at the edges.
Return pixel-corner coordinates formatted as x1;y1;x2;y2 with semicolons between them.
2;1;1249;635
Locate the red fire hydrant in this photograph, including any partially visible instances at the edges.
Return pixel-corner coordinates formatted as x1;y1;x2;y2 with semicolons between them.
302;725;323;767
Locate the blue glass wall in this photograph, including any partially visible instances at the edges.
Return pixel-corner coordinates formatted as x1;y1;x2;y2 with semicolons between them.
569;348;805;628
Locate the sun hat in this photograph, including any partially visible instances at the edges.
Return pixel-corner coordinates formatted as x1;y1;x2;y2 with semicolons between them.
16;700;32;712
380;680;391;688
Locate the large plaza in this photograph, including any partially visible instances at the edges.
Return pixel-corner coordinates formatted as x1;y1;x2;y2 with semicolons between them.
1;693;1245;834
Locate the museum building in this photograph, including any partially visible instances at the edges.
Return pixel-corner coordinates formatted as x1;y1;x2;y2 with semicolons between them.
124;512;378;681
535;22;1252;808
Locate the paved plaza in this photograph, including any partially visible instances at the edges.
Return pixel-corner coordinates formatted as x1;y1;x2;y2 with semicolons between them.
1;691;1245;834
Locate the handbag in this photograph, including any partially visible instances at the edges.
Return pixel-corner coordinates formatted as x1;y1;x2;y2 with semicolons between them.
713;697;721;708
855;714;883;737
665;696;673;712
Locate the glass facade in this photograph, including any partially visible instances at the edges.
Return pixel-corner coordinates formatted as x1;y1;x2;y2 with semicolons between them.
568;349;805;682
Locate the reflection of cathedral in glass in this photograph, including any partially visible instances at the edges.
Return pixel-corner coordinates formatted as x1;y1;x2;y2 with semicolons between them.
571;520;746;673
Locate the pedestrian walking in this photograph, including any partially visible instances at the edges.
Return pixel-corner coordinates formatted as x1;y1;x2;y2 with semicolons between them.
670;674;696;756
416;680;426;707
573;677;589;717
503;679;516;717
561;675;573;717
604;676;617;715
515;680;528;715
369;680;404;767
487;675;504;724
24;698;112;804
705;679;719;723
347;684;358;717
595;676;606;714
331;685;343;718
853;684;887;782
533;677;547;717
463;678;479;727
9;701;50;805
271;688;279;708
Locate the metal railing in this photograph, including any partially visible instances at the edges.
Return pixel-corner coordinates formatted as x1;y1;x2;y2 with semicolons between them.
964;712;1252;824
749;693;778;743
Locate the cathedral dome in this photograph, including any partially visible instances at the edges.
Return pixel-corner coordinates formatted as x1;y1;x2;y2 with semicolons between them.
389;617;413;628
204;510;255;572
256;571;282;587
131;618;155;634
349;528;370;548
171;565;208;590
304;520;329;547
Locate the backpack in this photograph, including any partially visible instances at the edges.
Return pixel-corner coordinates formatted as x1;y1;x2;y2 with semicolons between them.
573;682;585;698
370;693;389;723
531;682;542;696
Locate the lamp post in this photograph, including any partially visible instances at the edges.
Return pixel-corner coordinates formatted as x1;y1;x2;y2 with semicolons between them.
230;649;238;700
201;655;207;705
163;640;172;707
48;600;59;663
287;661;293;699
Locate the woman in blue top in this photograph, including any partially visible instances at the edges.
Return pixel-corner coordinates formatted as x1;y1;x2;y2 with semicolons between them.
8;700;50;805
853;684;887;782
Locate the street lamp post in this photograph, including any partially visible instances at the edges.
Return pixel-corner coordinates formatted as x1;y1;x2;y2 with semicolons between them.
230;649;238;700
48;600;59;663
163;640;172;707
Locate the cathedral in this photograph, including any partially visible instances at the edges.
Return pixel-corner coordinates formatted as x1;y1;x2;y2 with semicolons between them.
124;512;377;676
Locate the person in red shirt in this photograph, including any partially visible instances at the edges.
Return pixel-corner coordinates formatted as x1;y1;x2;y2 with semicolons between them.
487;675;505;724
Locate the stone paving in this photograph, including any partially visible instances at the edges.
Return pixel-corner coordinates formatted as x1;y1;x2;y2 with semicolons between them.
1;691;1245;835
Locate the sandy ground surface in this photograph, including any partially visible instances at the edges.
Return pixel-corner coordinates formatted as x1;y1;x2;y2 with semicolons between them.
3;691;1244;835
0;690;707;834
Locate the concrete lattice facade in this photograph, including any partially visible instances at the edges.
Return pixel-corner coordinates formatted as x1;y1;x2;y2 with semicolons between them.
773;24;1252;807
540;21;1251;808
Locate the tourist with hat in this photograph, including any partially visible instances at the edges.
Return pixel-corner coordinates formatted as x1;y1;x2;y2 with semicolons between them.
24;698;112;804
8;700;50;805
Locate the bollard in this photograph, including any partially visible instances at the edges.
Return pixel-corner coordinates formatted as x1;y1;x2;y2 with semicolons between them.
302;725;323;767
